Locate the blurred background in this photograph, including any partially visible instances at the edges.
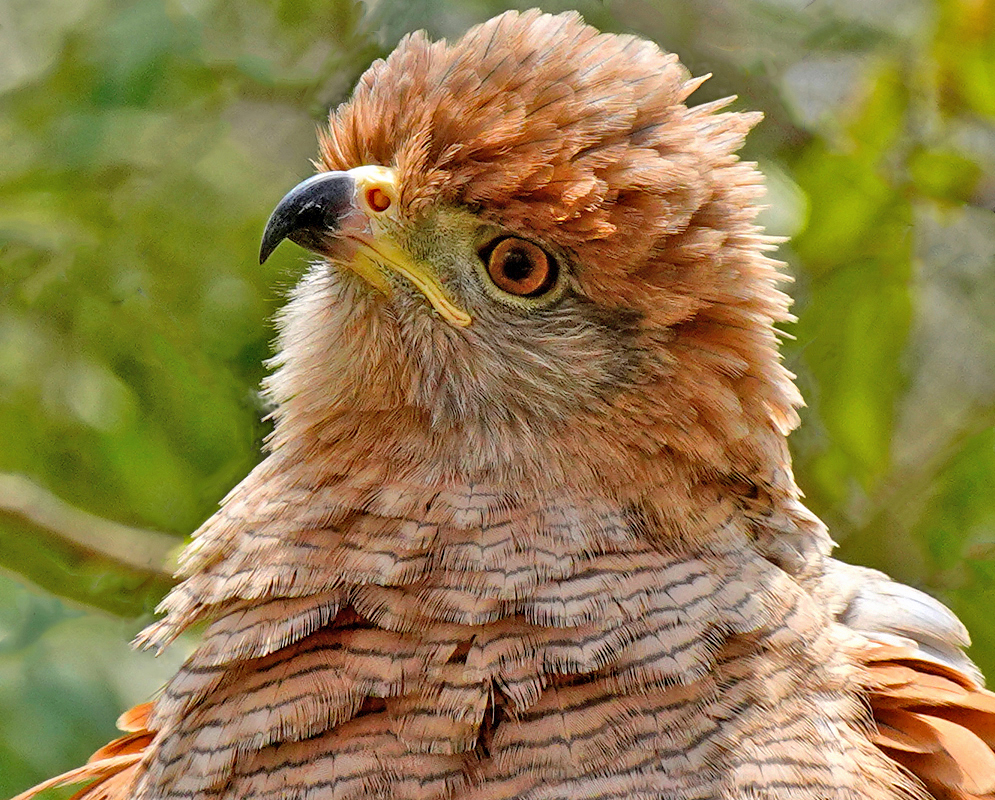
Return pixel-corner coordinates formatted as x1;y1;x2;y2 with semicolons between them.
1;0;994;792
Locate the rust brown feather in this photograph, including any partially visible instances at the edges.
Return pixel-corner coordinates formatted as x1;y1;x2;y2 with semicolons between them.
20;648;995;800
864;645;995;800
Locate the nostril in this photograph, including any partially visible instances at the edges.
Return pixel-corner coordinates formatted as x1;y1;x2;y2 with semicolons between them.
366;187;392;213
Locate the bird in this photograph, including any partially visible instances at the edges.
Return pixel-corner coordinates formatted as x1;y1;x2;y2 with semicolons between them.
13;9;995;800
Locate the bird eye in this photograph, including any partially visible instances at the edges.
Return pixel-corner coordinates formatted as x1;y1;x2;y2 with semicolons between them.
482;237;557;297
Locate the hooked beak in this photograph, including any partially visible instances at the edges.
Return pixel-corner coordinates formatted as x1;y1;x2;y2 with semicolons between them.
258;171;358;265
259;166;471;327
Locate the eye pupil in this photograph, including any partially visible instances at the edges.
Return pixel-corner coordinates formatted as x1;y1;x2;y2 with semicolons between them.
483;237;556;297
500;249;534;282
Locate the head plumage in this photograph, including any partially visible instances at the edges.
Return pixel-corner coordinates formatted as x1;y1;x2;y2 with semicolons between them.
297;10;802;494
319;10;763;304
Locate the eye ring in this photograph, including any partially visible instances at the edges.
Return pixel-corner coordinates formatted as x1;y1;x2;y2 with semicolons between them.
481;237;557;297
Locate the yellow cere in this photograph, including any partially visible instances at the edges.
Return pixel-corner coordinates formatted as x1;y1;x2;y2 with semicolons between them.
346;165;473;328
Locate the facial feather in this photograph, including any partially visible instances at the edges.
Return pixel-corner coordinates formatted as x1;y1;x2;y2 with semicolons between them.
265;206;649;483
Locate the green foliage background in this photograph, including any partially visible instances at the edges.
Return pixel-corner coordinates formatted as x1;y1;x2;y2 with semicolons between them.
1;0;994;793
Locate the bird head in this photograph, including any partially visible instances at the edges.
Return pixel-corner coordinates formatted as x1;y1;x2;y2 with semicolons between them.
258;10;802;504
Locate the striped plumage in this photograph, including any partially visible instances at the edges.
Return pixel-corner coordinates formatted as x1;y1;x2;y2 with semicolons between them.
13;10;995;800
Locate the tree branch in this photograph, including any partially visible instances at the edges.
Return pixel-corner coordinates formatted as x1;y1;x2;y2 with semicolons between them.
0;473;179;615
0;473;178;577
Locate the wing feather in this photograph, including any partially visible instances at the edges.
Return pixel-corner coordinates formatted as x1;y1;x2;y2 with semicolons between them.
863;644;995;799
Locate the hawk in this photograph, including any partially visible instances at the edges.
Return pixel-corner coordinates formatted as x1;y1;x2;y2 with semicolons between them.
15;10;995;800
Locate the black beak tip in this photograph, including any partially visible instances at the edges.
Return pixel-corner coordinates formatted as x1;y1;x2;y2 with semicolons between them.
259;203;298;266
258;227;280;265
257;171;357;266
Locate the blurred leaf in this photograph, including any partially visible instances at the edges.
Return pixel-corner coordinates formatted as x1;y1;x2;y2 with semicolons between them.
789;66;915;497
934;0;995;118
909;149;983;204
0;573;189;797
